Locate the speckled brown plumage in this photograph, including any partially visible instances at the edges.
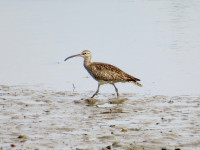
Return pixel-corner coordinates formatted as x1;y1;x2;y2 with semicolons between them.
64;50;142;98
86;62;140;83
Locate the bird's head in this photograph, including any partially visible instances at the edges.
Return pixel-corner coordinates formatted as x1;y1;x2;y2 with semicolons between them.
64;50;92;61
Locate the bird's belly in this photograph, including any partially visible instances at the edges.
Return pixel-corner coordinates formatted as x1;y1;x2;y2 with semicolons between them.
97;80;115;84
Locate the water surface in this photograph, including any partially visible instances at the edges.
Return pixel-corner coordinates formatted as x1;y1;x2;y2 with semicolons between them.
0;0;199;96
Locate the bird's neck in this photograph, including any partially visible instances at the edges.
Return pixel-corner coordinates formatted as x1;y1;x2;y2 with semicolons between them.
84;56;91;67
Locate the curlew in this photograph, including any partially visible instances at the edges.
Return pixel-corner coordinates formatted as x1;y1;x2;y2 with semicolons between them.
64;50;142;98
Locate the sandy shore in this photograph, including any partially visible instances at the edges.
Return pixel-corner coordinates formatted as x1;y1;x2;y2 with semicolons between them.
0;85;200;150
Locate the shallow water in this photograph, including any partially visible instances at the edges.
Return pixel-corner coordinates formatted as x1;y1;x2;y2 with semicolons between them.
0;1;200;95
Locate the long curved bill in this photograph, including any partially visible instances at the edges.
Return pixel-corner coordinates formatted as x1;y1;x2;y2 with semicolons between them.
64;54;81;61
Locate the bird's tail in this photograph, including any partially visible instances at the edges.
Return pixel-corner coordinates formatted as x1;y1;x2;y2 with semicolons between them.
130;81;143;87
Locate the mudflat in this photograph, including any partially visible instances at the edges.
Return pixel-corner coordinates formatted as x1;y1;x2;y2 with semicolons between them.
0;85;199;150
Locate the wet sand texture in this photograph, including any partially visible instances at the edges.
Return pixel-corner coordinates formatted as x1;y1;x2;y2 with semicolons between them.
0;85;200;150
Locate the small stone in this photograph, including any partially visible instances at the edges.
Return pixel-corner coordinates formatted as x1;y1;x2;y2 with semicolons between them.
120;128;128;132
106;145;111;149
112;141;121;147
18;135;25;138
11;144;16;147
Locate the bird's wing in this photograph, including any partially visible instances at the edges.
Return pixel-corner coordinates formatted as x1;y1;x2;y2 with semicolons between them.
88;62;137;82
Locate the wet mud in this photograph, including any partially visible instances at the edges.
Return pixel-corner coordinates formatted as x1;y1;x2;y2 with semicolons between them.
0;85;200;150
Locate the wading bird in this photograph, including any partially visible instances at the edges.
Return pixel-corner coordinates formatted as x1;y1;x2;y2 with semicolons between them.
64;50;142;98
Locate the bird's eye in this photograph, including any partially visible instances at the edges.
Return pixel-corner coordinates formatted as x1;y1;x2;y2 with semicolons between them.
83;53;86;55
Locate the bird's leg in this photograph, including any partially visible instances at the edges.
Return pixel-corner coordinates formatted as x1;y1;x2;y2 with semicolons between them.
112;83;119;97
91;83;101;98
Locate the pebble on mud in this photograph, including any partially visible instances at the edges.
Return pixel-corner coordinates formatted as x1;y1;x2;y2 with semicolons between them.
85;98;99;106
10;144;16;147
17;135;28;142
109;98;128;104
18;135;26;138
102;145;112;150
112;141;121;147
120;128;128;132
